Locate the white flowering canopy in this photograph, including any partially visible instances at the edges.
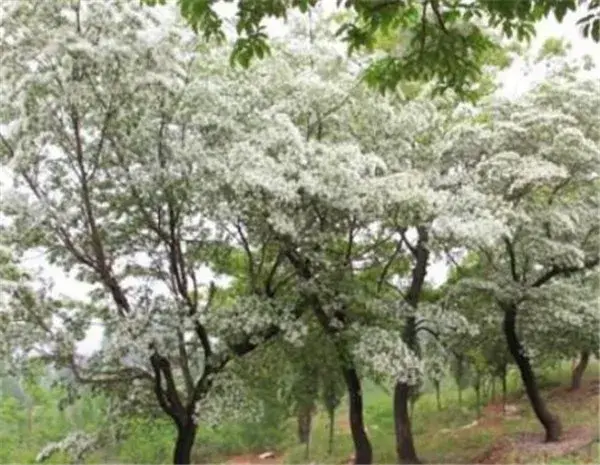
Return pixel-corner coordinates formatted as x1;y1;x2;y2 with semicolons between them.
0;0;303;431
440;73;600;358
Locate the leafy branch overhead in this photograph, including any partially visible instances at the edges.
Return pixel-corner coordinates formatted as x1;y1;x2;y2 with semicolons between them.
143;0;600;96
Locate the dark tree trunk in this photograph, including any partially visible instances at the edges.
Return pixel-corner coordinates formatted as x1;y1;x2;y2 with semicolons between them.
394;382;421;464
501;366;507;413
342;366;372;465
327;407;335;455
455;355;464;407
297;404;313;444
503;305;562;442
434;380;441;411
173;423;197;465
474;372;482;419
491;377;496;402
571;350;590;391
305;437;311;461
397;227;427;465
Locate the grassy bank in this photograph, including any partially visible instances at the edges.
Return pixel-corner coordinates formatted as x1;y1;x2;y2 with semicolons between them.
281;362;599;464
1;361;597;464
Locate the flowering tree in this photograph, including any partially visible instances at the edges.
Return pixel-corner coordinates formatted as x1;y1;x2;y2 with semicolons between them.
0;2;307;463
199;12;495;461
442;72;600;441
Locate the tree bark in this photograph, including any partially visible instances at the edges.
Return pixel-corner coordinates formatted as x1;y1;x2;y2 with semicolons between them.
434;380;441;411
342;366;372;465
173;423;197;465
395;224;428;465
571;350;590;391
297;404;313;444
474;372;482;419
327;407;335;455
503;305;562;442
501;366;507;413
394;382;421;464
455;355;464;407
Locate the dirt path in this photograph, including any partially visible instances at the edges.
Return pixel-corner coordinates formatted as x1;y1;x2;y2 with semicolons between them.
474;378;599;464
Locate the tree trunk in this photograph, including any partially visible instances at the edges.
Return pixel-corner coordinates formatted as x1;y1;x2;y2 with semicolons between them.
305;437;311;461
491;377;496;402
394;382;421;464
571;350;590;391
327;407;335;455
434;380;441;411
501;367;507;413
474;372;482;419
342;366;372;465
503;305;562;442
297;404;313;444
394;227;427;465
455;354;464;407
173;423;197;465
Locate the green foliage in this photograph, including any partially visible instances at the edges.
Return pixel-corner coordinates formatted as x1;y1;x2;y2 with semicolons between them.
577;0;600;42
143;0;600;98
536;36;571;62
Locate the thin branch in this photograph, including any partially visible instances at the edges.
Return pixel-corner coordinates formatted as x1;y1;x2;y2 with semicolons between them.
194;282;215;359
503;236;519;282
400;229;417;256
235;219;256;291
345;217;355;271
430;0;449;34
264;250;284;297
176;329;194;398
376;239;404;294
532;257;599;288
71;107;131;316
415;324;439;339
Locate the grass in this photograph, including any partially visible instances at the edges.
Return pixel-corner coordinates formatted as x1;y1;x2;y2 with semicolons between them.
1;361;597;464
281;361;599;464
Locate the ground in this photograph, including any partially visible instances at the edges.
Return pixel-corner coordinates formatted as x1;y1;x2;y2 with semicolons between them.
220;362;599;465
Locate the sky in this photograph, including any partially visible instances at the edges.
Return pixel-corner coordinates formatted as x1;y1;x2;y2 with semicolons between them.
1;0;599;357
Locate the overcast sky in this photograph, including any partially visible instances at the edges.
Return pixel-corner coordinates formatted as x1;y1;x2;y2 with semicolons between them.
2;0;599;356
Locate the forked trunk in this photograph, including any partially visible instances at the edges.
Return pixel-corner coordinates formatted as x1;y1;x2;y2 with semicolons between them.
173;422;197;465
503;305;561;442
342;366;372;465
571;350;590;391
394;382;420;464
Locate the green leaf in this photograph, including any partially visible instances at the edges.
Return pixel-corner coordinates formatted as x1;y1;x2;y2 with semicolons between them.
592;18;600;42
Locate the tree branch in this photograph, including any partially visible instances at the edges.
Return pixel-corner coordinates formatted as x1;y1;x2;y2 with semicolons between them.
503;236;519;282
376;238;404;294
150;350;185;425
531;257;599;288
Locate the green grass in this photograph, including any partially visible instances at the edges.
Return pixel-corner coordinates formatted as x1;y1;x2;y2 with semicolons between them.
283;361;599;464
1;361;597;464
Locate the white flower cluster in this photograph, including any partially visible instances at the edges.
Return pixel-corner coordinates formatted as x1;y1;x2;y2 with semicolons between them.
193;370;264;428
352;326;423;387
36;431;99;464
